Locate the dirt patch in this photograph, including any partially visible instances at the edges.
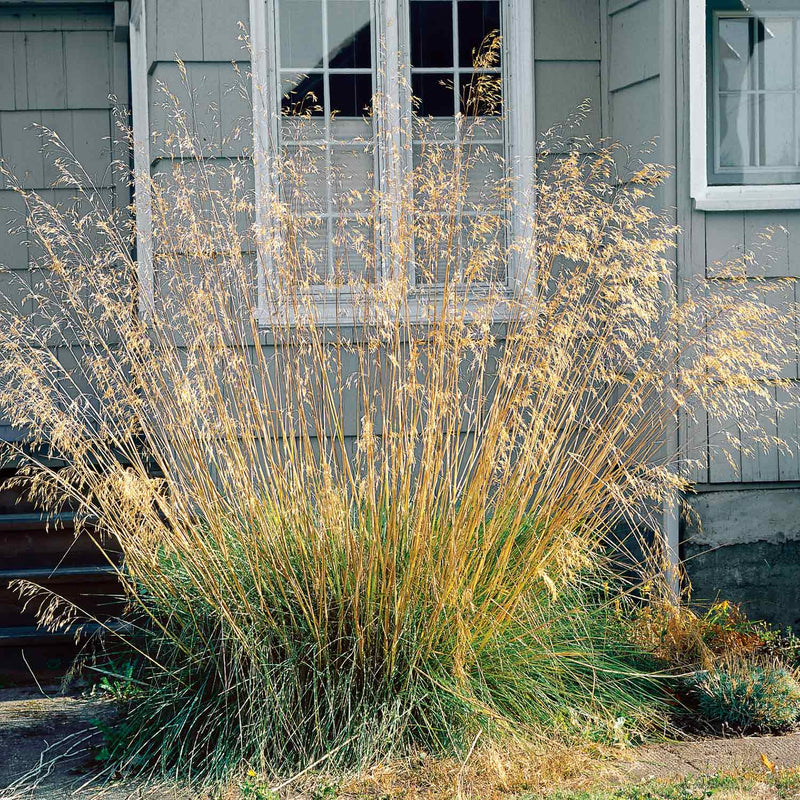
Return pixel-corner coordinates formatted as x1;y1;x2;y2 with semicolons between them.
0;687;191;799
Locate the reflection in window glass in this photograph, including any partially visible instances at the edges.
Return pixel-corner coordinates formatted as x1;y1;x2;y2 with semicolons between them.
709;4;800;185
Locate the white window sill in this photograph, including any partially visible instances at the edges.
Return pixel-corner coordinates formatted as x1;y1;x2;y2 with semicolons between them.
692;184;800;212
254;284;534;329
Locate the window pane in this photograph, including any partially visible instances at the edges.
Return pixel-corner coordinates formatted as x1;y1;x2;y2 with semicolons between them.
760;94;795;166
294;223;329;283
280;0;324;68
410;1;453;67
457;1;501;68
329;73;372;117
412;73;455;116
719;93;753;167
331;145;373;210
281;72;325;117
464;142;505;204
758;17;794;91
460;72;502;115
328;0;372;68
283;145;327;209
718;17;751;92
332;220;372;281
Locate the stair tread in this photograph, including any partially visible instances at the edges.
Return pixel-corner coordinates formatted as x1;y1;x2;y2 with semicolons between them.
0;565;118;581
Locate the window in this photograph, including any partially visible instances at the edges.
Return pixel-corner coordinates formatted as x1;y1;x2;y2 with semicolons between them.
709;4;800;185
690;0;800;210
249;0;534;317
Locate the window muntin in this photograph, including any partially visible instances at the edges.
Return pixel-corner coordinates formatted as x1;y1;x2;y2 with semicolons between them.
708;3;800;186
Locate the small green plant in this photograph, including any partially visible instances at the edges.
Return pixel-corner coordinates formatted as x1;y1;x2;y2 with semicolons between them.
239;773;279;800
88;662;140;702
685;660;800;734
758;626;800;670
311;780;339;800
547;773;751;799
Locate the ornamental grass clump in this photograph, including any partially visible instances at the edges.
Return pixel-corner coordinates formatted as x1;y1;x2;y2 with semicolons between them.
0;53;797;784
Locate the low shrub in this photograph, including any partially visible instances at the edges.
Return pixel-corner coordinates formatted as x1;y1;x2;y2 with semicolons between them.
684;660;800;734
630;600;776;671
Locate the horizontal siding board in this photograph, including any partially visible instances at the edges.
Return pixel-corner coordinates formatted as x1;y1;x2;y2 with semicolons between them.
608;0;659;92
64;30;112;109
608;0;648;15
777;385;800;481
0;34;15;109
609;76;660;155
0;190;28;270
25;32;67;110
0;111;45;189
705;212;744;276
12;33;28;109
0;8;110;33
535;61;601;141
150;62;252;159
740;387;780;482
150;157;254;240
201;0;250;62
156;0;204;61
788;213;800;277
683;402;709;483
744;211;790;277
533;0;600;61
708;410;741;483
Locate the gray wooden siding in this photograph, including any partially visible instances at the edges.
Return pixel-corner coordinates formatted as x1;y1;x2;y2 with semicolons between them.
672;0;800;485
0;4;129;439
605;0;662;164
534;0;602;143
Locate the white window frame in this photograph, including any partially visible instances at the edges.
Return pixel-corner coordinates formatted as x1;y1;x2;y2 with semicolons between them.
130;0;154;318
689;0;800;211
249;0;535;324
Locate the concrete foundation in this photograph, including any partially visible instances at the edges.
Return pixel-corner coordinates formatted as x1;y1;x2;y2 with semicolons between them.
683;488;800;631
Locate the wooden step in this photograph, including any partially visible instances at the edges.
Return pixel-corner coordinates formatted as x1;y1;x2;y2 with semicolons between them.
0;565;123;629
0;498;124;685
0;623;109;684
0;513;121;571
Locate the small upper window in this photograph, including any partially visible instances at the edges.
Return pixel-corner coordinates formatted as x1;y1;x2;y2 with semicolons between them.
708;1;800;186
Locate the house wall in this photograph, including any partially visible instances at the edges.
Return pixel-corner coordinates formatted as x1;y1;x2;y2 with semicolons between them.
0;2;129;440
672;0;800;626
137;0;604;440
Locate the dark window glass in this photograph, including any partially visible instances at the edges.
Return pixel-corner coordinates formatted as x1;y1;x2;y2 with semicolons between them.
329;73;373;116
457;1;500;67
410;1;453;67
281;72;325;116
460;72;501;115
328;0;372;68
412;73;455;116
